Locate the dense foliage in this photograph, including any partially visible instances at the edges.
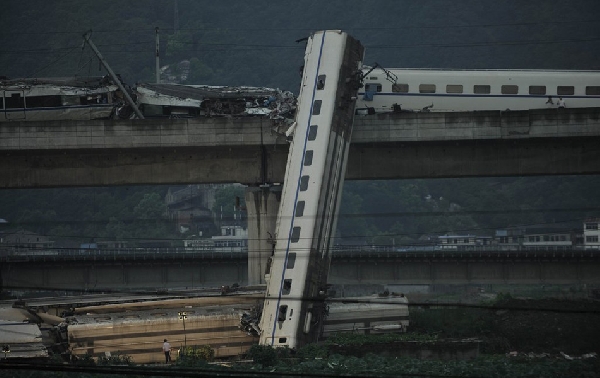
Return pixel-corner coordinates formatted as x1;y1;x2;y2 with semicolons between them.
2;175;600;246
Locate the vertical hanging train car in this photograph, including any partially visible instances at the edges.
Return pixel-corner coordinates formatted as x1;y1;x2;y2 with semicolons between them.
258;30;364;349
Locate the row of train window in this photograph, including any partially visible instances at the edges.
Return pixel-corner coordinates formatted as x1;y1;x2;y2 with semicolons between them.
365;83;600;96
1;94;110;109
278;73;330;312
279;91;324;304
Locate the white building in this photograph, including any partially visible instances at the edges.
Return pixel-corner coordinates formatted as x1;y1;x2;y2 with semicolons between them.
584;218;600;250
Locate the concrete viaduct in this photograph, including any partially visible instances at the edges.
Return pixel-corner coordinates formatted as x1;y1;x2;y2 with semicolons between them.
1;107;600;287
1;107;600;188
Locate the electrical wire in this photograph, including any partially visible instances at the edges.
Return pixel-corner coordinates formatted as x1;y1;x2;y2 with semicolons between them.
1;36;599;55
0;19;598;35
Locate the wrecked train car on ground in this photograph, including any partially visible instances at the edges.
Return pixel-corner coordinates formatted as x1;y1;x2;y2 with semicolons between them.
0;76;125;121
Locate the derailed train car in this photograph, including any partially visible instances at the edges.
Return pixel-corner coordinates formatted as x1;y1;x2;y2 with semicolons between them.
322;295;409;338
0;76;122;121
135;83;296;120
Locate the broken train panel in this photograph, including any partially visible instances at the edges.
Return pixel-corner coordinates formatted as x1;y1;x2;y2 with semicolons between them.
258;30;364;349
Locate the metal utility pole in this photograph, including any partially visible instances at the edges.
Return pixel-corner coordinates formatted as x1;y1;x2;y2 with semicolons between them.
82;30;145;119
155;27;160;84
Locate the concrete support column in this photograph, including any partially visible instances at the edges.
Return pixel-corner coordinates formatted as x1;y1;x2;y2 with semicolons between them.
245;185;281;286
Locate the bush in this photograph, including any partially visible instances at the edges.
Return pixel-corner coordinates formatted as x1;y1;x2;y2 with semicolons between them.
246;345;293;366
179;345;215;363
96;352;133;366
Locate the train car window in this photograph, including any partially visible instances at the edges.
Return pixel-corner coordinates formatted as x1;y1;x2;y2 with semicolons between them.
474;85;491;94
299;175;309;191
282;279;292;295
446;85;463;94
295;201;305;217
291;227;301;243
312;100;322;115
286;253;296;269
392;83;409;93
586;86;600;95
25;95;62;108
317;75;326;90
501;85;518;94
529;86;546;95
304;150;314;166
557;86;574;95
278;305;288;321
5;93;24;108
308;125;318;141
419;84;436;93
61;95;80;106
0;97;3;110
365;83;382;92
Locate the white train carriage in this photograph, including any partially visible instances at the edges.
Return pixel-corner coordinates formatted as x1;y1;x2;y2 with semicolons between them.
322;296;409;338
258;30;364;349
356;68;600;113
0;76;120;121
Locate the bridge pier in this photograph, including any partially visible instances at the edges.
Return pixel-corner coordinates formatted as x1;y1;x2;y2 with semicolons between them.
244;185;281;285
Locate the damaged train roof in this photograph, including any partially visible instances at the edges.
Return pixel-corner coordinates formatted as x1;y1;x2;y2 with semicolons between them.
135;82;296;118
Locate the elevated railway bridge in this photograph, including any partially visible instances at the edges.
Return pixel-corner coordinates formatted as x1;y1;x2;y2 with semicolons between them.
2;247;599;291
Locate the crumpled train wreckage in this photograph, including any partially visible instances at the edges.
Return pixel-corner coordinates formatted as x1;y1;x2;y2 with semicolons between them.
1;76;298;137
134;82;297;133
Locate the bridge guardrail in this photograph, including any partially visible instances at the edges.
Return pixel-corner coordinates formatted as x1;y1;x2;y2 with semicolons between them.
1;244;597;263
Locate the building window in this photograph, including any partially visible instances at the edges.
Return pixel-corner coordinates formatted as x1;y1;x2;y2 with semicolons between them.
474;85;491;94
586;86;600;95
586;236;599;243
501;85;519;95
557;86;574;96
419;84;436;93
585;223;599;230
529;86;546;95
446;85;463;94
392;83;409;93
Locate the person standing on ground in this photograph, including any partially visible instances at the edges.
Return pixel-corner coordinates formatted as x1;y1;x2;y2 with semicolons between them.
558;97;566;108
162;339;171;363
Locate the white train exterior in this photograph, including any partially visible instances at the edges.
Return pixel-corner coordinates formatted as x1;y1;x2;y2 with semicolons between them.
356;68;600;114
258;30;364;349
0;77;120;121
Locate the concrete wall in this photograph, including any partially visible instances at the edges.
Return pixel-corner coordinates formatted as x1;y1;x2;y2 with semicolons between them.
3;257;600;291
1;107;600;188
